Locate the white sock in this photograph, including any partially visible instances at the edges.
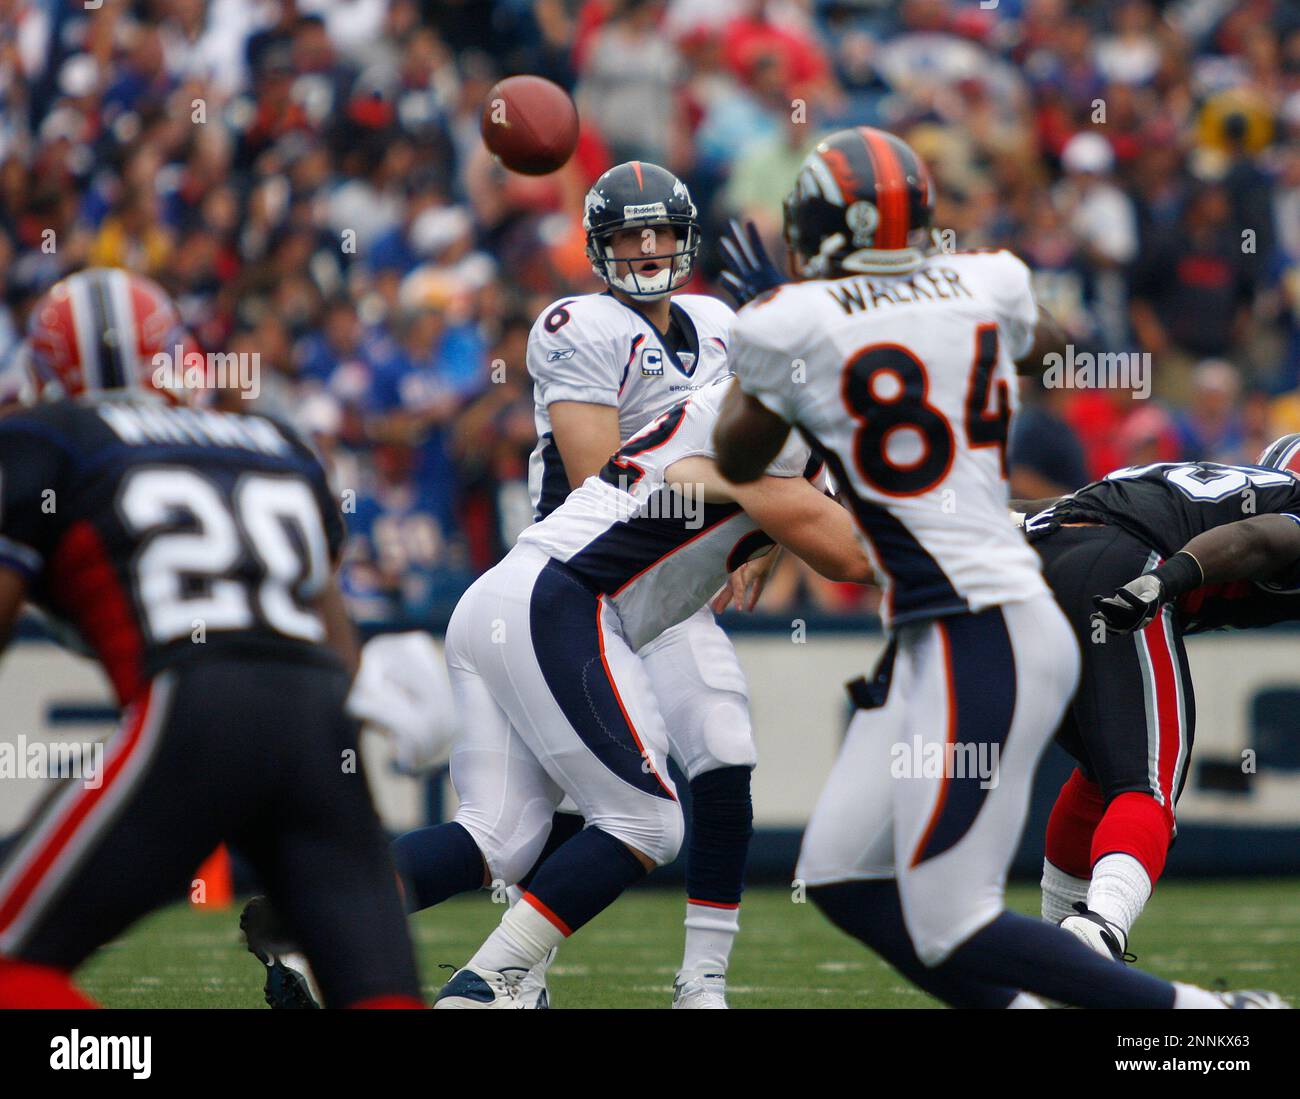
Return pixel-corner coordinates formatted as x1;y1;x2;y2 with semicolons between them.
681;902;740;976
468;898;566;974
1174;982;1225;1009
1041;859;1090;924
1007;992;1047;1009
505;886;558;973
1087;853;1151;943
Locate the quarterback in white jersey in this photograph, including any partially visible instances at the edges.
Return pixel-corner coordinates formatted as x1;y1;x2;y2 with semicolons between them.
526;287;733;519
712;127;1248;1010
420;378;870;1007
395;161;778;1009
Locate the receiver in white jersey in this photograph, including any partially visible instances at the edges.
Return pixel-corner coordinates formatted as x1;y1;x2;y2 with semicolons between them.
526;291;735;519
730;249;1049;626
518;376;813;650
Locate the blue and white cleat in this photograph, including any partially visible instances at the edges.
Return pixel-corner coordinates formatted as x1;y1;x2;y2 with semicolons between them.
1216;990;1290;1009
672;970;728;1009
433;965;536;1009
514;947;554;1008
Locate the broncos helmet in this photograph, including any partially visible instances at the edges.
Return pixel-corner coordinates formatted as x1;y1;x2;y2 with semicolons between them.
583;161;700;301
783;126;937;278
1258;434;1300;477
25;267;192;403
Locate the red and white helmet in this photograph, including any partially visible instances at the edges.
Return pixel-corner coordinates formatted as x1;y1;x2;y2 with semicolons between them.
1258;433;1300;477
25;267;192;402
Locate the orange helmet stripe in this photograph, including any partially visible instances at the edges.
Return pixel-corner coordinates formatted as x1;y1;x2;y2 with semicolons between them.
860;128;909;250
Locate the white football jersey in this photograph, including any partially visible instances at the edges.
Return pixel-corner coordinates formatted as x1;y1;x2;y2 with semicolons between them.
526;291;734;519
730;249;1048;627
518;376;812;649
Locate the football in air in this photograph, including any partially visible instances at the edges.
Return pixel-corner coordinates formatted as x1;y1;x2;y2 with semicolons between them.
481;74;580;176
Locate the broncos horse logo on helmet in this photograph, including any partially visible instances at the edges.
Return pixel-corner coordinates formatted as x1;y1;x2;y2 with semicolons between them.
24;267;193;403
583;161;700;301
783;126;937;278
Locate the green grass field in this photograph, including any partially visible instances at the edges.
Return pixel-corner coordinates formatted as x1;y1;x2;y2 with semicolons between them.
75;879;1300;1008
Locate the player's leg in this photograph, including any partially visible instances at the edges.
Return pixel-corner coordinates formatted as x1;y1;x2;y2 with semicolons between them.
639;607;755;1007
434;554;683;1006
893;597;1223;1007
1033;526;1110;924
1041;765;1105;922
799;675;1038;1008
0;673;235;1007
1080;601;1195;954
1040;526;1195;955
237;661;422;1009
500;801;578;1007
391;594;562;912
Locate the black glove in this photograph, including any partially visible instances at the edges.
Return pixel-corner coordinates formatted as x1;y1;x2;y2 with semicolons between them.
1091;550;1203;636
1091;574;1166;636
717;219;786;307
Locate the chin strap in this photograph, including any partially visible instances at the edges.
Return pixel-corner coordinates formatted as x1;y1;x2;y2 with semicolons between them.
603;251;688;301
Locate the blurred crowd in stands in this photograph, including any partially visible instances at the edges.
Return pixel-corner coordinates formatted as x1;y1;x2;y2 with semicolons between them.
2;0;1299;621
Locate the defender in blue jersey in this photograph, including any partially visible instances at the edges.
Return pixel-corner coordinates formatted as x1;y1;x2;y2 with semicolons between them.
0;270;421;1009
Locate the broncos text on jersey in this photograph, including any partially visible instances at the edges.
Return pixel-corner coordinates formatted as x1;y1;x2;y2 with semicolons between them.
729;249;1048;626
525;290;734;519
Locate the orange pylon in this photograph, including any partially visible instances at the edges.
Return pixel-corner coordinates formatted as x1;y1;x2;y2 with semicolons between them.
191;844;234;908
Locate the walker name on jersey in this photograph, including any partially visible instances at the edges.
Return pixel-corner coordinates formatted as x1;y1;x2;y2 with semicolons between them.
826;267;974;316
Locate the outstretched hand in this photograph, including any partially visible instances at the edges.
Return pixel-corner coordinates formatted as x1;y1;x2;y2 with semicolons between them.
717;219;786;308
1091;574;1165;636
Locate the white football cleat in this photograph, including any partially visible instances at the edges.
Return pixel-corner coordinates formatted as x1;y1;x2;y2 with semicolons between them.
433;965;535;1009
672;970;728;1009
1215;990;1290;1009
1059;903;1132;964
514;947;555;1008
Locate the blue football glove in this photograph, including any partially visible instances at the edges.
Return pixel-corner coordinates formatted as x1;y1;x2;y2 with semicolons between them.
717;219;786;307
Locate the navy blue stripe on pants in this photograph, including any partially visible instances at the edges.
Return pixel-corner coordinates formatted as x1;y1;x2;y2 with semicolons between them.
911;607;1018;866
528;559;675;801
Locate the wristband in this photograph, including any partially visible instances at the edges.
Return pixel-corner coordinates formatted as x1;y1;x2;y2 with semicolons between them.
1148;550;1203;600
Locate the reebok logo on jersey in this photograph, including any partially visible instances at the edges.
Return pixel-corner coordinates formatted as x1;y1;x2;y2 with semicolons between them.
546;348;576;362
